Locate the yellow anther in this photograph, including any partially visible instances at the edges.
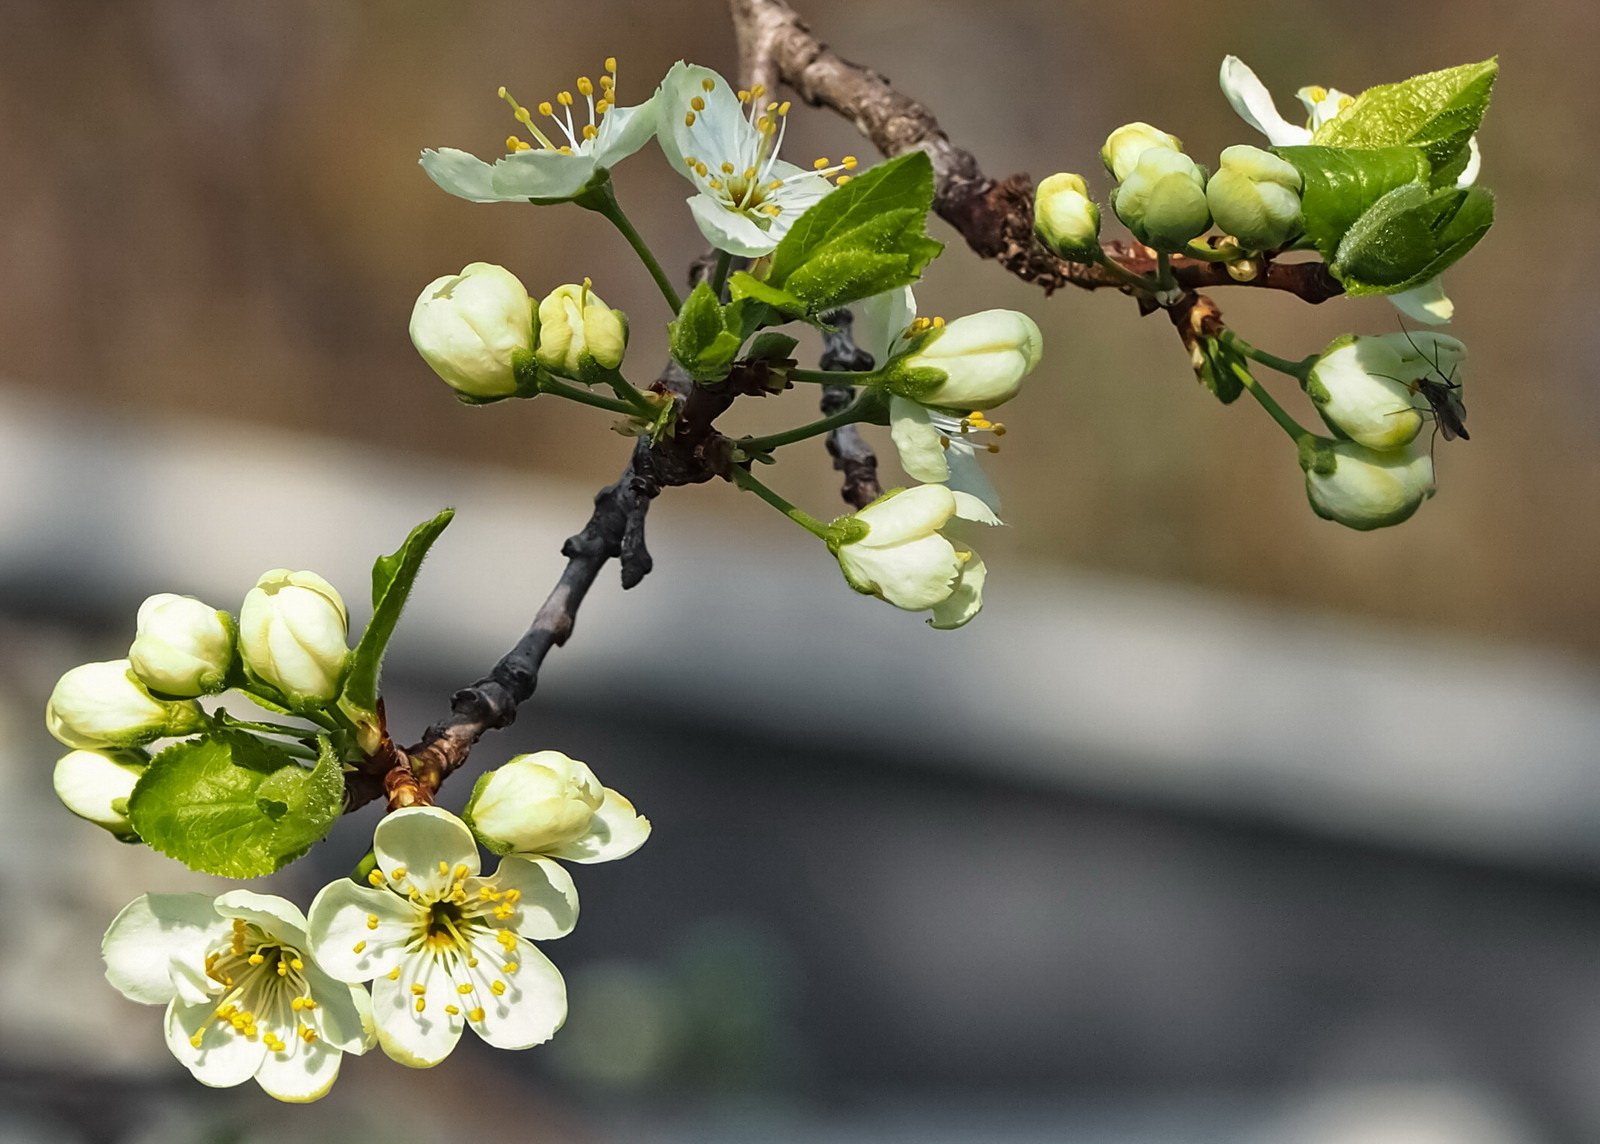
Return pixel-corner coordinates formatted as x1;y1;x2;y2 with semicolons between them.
438;861;449;876
457;983;474;994
582;124;598;140
813;157;831;170
469;1007;486;1022
1305;85;1328;102
842;155;858;169
243;1025;258;1039
768;178;783;191
759;117;775;134
387;967;401;981
737;89;751;103
557;90;574;106
558;145;573;154
538;101;554;117
503;961;520;974
248;953;264;966
719;161;736;175
778;101;792;115
390;865;407;880
596;99;611;114
414;997;426;1012
291;997;305;1011
410;983;427;996
835;174;853;185
764;204;783;216
367;870;385;887
691;96;706;112
684;111;697;127
606;57;618;73
467;956;479;968
490;980;507;996
290;958;303;971
695;161;710;177
742;167;757;181
446;1004;461;1016
702;78;716;92
708;178;723;190
365;914;379;930
506;136;532;153
300;1027;317;1043
497;930;517;950
766;100;779;112
302;998;317;1010
453;864;470;881
577;76;594;96
189;1030;204;1048
751;84;767;98
931;316;946;328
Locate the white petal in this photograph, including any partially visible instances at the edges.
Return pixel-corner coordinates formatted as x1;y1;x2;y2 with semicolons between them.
657;62;748;175
1219;56;1312;147
1456;136;1482;188
1388;277;1454;325
462;935;567;1051
485;856;579;939
944;446;1003;518
950;489;1003;527
303;968;375;1055
929;549;987;630
546;788;652;865
853;484;957;548
214;890;309;949
305;879;417;983
857;289;917;367
593;99;660;167
166;998;268;1089
687;194;779;257
489;150;601;203
253;1033;343;1103
839;533;961;610
169;957;216;1008
889;398;951;484
373;953;464;1068
102;893;218;1005
419;148;507;203
374;805;480;897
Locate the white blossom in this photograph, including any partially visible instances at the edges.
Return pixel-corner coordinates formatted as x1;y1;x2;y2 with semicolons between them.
465;750;650;862
410;263;535;400
46;659;205;749
238;569;350;706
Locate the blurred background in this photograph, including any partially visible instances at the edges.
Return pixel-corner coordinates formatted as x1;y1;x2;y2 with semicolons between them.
2;0;1597;1140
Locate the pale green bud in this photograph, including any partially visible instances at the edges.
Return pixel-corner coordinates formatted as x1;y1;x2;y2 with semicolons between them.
893;310;1044;409
1301;438;1436;531
1305;333;1464;450
464;750;606;856
410;262;535;400
536;280;629;381
46;659;205;749
239;569;350;706
1112;149;1212;252
53;748;147;836
1205;145;1303;251
1034;173;1102;261
1101;122;1184;183
128;593;235;697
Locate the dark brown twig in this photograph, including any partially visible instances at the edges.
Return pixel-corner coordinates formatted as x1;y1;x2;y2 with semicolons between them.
817;309;881;509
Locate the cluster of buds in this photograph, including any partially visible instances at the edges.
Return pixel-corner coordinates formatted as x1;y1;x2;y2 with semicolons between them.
410;264;628;402
45;570;352;835
1297;332;1465;529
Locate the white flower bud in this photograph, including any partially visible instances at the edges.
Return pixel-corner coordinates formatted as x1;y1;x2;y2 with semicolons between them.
1302;438;1436;531
1112;148;1212;252
466;751;604;854
1101;122;1184;183
1034;173;1102;261
833;485;994;627
53;748;146;836
410;262;535;400
894;310;1043;410
1205;144;1303;251
535;280;628;380
239;570;351;706
128;593;235;697
46;659;205;749
1306;332;1464;449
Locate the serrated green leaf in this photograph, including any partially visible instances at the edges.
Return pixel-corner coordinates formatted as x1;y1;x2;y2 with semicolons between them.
343;509;454;718
128;731;343;877
668;283;744;382
1314;59;1496;184
728;271;806;316
1276;145;1431;261
1333;183;1494;295
747;331;799;362
755;152;943;315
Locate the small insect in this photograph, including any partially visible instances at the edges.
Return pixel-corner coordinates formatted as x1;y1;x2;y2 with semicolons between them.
1380;323;1470;443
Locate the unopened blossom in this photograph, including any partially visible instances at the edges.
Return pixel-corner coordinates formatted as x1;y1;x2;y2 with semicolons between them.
1205;144;1303;251
656;61;845;256
465;750;651;862
1306;332;1466;449
53;748;146;836
410;262;536;400
1034;172;1102;262
128;593;235;697
422;58;659;204
831;484;998;629
238;570;350;707
1301;437;1436;531
307;807;575;1067
46;659;205;750
1101;122;1184;183
535;280;628;381
1112;147;1212;252
102;891;373;1102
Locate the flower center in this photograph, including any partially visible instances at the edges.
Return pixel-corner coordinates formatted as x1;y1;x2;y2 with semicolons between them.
192;918;320;1054
498;56;619;156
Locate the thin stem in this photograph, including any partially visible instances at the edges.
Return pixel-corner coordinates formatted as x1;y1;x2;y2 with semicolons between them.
730;466;834;539
787;367;879;385
741;400;871;453
710;249;734;300
581;181;683;314
600;371;659;416
1095;248;1159;292
1155;251;1176;293
540;376;642;416
1181;241;1247;263
1223;330;1315;381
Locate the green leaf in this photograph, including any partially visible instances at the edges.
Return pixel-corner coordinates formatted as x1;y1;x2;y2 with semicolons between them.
758;152;943;315
1194;336;1249;405
1333;183;1494;295
1277;146;1431;262
668;283;746;382
342;509;455;718
728;270;806;317
128;732;343;877
747;331;799;362
1313;59;1496;186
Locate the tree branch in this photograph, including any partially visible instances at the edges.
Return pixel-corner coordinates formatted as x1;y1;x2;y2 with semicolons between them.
817;309;881;509
727;0;1344;306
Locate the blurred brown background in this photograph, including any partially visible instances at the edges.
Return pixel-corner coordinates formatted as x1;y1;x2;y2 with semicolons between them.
3;2;1599;1143
2;0;1593;650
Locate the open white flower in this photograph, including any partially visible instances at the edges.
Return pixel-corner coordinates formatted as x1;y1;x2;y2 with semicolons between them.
656;62;846;256
465;751;650;863
832;484;998;629
102;891;373;1102
421;58;659;204
1219;55;1479;324
307;806;575;1068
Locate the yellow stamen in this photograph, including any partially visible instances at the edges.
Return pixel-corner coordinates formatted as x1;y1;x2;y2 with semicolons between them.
813;157;831;170
835;174;853;185
490;980;507;996
684;111;697;127
557;91;574;107
390;866;407;880
248;953;264;966
506;136;532;153
751;84;767;98
582;124;598;140
702;78;716;92
366;914;379;930
446;1004;461;1016
410;983;427;996
387;967;401;981
691;96;706;112
415;997;426;1012
367;870;385;887
300;1027;317;1043
458;983;475;994
469;1007;486;1022
577;76;594;96
503;961;520;974
538;101;554;117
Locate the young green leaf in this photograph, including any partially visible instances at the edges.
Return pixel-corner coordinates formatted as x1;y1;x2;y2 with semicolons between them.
1333;183;1494;295
669;283;746;382
728;270;807;318
1313;59;1496;186
1276;146;1431;262
341;508;455;728
128;731;343;877
1193;335;1249;405
756;152;943;315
